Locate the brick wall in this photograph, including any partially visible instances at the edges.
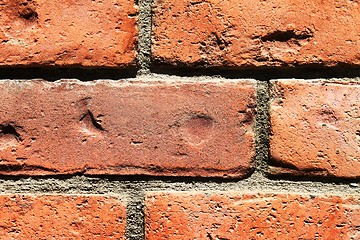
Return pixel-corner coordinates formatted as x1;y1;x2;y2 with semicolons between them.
0;0;359;239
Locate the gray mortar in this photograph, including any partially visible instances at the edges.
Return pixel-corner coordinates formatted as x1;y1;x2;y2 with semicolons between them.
255;81;270;174
126;191;145;240
0;172;359;195
137;0;153;74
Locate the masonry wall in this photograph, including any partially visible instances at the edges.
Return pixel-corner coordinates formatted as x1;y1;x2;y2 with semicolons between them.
0;0;359;239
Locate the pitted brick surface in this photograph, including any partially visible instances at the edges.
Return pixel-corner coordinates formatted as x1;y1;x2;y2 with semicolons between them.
0;194;126;239
0;79;255;178
270;79;360;178
152;0;360;68
0;0;137;67
145;192;360;239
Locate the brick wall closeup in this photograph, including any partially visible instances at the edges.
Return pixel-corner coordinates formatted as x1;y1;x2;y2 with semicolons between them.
0;0;359;239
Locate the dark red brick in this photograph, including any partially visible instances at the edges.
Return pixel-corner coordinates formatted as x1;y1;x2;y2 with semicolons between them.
0;0;136;67
0;194;126;239
270;79;360;178
145;192;360;239
0;79;255;177
152;0;360;68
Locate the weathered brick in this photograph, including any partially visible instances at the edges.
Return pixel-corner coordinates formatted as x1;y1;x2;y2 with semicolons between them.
270;79;360;178
152;0;360;68
0;79;255;177
0;0;136;67
145;192;360;239
0;194;126;239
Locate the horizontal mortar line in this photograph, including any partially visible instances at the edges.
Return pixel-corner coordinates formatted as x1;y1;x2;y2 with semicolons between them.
0;174;358;195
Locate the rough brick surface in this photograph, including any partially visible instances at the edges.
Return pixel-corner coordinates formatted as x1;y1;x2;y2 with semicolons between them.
0;79;255;177
270;79;360;178
0;194;126;239
145;192;360;239
152;0;360;68
0;0;136;67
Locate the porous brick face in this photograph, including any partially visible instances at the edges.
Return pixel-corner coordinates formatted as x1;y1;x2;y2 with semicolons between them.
0;79;255;177
0;194;126;239
145;192;360;240
0;0;137;67
270;79;360;178
152;0;360;68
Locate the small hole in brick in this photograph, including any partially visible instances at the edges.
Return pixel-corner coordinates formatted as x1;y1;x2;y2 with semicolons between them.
0;124;22;141
131;140;143;145
18;0;38;21
19;8;38;21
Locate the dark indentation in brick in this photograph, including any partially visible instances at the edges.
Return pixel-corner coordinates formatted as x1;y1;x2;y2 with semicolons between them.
131;140;143;145
18;0;38;21
260;29;313;42
212;32;231;50
0;124;22;141
80;110;106;131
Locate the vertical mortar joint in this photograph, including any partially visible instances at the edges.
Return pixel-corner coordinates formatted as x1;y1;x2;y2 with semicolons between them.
126;191;145;240
255;80;270;175
137;0;153;74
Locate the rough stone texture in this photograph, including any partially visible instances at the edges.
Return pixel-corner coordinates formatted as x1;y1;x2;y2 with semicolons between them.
145;192;360;239
270;79;360;178
0;0;136;67
0;79;255;177
0;194;126;239
152;0;360;68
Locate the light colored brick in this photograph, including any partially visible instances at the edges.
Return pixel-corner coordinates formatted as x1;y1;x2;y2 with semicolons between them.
0;194;126;239
145;192;360;239
270;79;360;178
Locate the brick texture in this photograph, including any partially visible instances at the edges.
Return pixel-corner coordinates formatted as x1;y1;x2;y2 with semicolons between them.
0;79;255;177
0;0;136;67
0;194;126;239
145;192;360;239
152;0;360;68
270;79;360;178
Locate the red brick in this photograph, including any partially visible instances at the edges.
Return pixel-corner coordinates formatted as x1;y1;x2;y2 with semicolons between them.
0;194;126;239
145;192;360;239
152;0;360;68
0;0;136;67
0;79;255;177
270;80;360;178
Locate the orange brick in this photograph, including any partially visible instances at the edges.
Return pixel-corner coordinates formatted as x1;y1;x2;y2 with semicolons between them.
270;79;360;178
152;0;360;68
145;192;360;239
0;194;126;239
0;79;255;177
0;0;136;67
